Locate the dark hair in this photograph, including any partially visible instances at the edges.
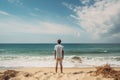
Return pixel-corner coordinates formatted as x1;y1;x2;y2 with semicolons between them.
57;39;61;44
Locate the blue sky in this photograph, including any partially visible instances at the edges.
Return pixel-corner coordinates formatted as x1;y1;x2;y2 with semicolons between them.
0;0;120;43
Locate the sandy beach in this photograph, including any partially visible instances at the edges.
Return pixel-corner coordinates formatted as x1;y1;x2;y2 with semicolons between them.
0;44;120;80
0;66;120;80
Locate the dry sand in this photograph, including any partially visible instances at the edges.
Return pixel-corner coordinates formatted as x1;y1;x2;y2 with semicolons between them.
0;67;120;80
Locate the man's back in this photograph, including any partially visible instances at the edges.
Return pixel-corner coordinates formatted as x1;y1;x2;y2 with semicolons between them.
54;44;64;58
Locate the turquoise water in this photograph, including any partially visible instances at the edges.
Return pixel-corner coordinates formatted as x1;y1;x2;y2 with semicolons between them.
0;44;120;56
0;43;120;68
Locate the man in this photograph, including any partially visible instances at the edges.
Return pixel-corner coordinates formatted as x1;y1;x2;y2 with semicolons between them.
54;39;64;73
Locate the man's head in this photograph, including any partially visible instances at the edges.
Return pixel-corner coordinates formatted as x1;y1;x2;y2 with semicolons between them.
57;39;61;44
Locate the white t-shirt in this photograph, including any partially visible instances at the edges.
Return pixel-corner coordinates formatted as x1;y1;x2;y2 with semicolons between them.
54;44;64;58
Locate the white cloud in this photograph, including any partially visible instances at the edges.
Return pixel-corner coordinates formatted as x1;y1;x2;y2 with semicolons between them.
8;0;23;5
0;18;80;37
29;13;39;17
66;0;120;40
62;2;74;10
0;11;10;16
81;0;90;5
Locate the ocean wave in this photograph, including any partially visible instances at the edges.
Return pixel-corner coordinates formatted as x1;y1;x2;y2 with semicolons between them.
65;49;120;54
0;55;120;68
0;49;6;52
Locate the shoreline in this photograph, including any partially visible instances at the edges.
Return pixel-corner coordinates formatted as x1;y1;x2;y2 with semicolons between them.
1;66;120;71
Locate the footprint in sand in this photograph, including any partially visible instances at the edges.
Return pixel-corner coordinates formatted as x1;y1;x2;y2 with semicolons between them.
87;71;94;73
96;77;101;80
73;71;84;74
34;71;43;75
10;77;21;80
33;72;44;80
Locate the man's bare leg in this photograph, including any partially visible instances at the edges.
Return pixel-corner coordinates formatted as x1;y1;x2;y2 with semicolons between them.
56;61;58;73
60;60;63;73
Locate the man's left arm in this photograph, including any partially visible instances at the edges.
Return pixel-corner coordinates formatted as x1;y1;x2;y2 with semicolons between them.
62;50;64;60
54;50;56;60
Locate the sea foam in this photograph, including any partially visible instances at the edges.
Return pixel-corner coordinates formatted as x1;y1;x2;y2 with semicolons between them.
0;55;120;69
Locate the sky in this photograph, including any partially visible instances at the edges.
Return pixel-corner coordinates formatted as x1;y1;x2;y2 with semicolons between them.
0;0;120;43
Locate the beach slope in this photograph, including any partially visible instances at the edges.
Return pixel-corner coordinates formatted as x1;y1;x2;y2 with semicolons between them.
0;66;120;80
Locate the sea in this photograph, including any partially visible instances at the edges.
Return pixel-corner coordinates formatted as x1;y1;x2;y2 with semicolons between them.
0;43;120;69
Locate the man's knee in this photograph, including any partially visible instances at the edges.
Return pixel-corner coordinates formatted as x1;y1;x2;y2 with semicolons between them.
60;62;62;65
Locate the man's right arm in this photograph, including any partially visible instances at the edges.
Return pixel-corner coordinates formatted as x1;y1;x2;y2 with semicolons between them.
54;50;56;60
